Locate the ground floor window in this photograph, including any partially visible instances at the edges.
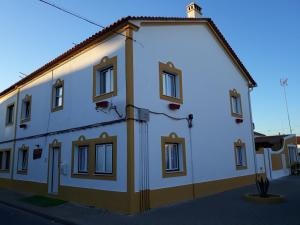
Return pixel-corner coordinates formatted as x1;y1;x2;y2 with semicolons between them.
71;133;117;180
0;150;11;171
17;146;29;174
161;133;186;178
234;139;247;169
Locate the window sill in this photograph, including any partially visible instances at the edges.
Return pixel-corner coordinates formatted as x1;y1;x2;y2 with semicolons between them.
161;94;183;104
93;91;116;102
71;172;116;180
21;118;31;123
163;170;186;178
17;170;28;175
236;165;247;170
0;169;10;173
231;112;243;118
51;106;63;113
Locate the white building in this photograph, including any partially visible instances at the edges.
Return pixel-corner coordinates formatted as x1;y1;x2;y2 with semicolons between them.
0;3;258;213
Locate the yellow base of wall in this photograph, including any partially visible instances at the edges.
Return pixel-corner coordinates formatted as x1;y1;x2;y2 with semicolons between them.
0;174;258;214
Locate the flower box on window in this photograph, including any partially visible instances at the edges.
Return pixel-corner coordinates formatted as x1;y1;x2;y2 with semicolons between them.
235;118;243;124
96;101;109;108
169;103;180;110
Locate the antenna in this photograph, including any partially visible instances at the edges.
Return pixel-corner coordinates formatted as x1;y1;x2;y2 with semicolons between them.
280;78;292;134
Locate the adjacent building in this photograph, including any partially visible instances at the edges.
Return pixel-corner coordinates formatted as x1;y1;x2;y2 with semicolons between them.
0;3;258;213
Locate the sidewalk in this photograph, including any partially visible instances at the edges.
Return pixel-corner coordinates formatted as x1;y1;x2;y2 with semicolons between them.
0;176;299;225
0;188;132;225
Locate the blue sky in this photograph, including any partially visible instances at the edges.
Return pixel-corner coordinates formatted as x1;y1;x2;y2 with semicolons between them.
0;0;299;135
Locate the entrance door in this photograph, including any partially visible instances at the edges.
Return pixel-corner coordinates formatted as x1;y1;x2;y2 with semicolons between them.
48;147;60;194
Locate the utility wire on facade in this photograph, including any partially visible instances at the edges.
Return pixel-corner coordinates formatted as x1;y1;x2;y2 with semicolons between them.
38;0;143;46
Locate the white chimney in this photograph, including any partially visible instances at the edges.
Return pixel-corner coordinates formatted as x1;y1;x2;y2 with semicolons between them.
186;2;202;18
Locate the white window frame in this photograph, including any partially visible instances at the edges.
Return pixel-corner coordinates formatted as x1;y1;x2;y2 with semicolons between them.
165;143;180;172
76;145;89;174
96;66;114;96
95;143;113;174
162;72;179;99
17;148;29;172
0;150;11;171
6;104;15;126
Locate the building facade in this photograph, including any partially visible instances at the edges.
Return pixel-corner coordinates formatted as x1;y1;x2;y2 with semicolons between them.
0;4;258;213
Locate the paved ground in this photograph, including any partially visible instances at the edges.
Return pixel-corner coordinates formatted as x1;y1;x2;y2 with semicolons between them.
0;203;63;225
0;176;299;225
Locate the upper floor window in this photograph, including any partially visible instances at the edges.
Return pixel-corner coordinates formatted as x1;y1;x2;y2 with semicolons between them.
230;89;242;117
6;103;15;126
234;139;247;170
159;62;183;104
93;56;117;102
21;95;32;123
0;149;11;171
161;133;186;178
52;79;64;112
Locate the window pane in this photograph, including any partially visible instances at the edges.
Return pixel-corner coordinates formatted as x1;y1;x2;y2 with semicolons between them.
163;72;178;98
95;144;106;173
78;146;88;173
5;151;10;170
165;143;180;172
22;150;28;170
55;86;63;107
98;67;114;95
7;105;14;124
105;144;113;174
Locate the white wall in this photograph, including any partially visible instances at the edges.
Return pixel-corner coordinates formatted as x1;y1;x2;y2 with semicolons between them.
0;33;128;191
132;21;256;191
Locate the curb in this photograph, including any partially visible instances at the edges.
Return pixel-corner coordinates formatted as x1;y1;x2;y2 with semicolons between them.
0;199;80;225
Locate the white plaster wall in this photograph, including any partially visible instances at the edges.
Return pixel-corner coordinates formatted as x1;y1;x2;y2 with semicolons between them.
132;22;256;191
256;154;266;174
0;91;18;142
1;34;128;191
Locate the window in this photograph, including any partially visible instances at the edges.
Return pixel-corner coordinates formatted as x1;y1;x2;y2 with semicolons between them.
17;146;29;173
165;143;179;172
95;143;113;174
0;150;11;171
162;72;179;98
6;103;15;126
230;89;242;117
159;62;183;104
161;133;186;178
78;146;88;173
234;140;247;170
71;133;117;180
52;79;64;112
93;56;117;102
21;95;32;123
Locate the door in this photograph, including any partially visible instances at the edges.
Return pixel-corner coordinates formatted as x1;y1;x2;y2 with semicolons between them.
48;147;60;194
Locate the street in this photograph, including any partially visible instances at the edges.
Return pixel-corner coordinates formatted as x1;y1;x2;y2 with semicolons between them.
0;203;63;225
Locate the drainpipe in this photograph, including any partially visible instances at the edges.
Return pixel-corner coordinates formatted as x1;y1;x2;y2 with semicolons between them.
248;87;258;176
11;87;20;180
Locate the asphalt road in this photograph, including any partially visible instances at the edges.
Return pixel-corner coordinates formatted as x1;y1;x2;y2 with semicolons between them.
0;203;63;225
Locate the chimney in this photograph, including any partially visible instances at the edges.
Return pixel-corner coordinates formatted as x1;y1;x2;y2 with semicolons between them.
186;2;202;18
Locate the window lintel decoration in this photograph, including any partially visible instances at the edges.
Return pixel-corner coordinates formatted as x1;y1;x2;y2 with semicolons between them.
71;132;117;180
229;89;243;118
93;56;117;102
52;79;64;112
234;139;247;170
159;61;183;104
161;132;187;178
21;95;32;123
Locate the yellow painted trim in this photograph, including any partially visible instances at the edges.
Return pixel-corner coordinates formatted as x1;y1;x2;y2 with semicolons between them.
20;95;32;123
159;61;183;104
161;133;187;178
125;27;137;213
229;89;243;118
16;145;29;175
271;154;283;171
234;139;248;170
71;135;117;180
5;102;15;127
51;79;64;112
92;56;118;102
